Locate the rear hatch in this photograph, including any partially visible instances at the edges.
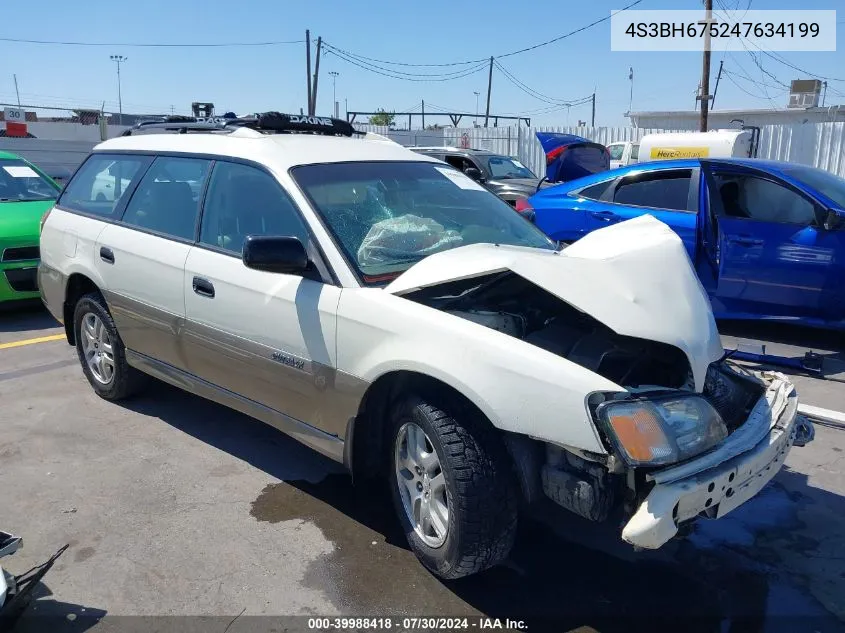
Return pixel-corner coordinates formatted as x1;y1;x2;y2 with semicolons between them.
536;132;610;183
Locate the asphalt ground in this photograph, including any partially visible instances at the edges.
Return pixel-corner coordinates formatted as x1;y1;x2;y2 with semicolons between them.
1;304;844;633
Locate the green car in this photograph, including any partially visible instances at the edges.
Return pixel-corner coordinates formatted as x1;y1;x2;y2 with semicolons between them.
0;151;62;306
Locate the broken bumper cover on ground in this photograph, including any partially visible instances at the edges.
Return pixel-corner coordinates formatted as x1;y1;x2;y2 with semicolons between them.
620;371;814;550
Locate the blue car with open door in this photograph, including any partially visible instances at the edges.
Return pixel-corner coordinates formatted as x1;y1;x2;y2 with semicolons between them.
519;158;845;329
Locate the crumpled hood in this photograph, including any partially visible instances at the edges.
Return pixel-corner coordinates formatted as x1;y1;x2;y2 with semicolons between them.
385;215;723;391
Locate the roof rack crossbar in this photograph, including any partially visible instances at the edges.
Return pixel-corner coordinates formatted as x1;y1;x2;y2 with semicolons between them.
121;112;359;137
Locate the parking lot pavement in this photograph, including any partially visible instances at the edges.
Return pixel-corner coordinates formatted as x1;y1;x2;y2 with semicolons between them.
2;308;845;632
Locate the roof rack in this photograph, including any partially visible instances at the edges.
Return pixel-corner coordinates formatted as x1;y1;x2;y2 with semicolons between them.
121;112;359;137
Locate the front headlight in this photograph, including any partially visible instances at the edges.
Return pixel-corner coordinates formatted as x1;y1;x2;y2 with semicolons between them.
596;395;728;466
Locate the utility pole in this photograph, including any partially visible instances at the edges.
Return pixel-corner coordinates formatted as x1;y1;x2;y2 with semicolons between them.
110;55;126;126
473;91;480;126
329;71;339;118
306;30;313;116
822;81;828;107
13;74;21;107
421;100;425;129
484;56;494;128
628;67;634;114
711;60;724;108
311;37;322;116
591;93;596;127
699;0;713;132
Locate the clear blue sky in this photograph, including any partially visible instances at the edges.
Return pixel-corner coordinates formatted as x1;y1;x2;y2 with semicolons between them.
2;0;843;127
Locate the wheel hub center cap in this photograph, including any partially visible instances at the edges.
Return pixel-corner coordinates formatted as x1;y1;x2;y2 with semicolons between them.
422;475;431;494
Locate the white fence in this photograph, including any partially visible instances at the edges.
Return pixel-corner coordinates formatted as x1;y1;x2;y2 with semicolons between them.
354;121;845;179
5;121;844;182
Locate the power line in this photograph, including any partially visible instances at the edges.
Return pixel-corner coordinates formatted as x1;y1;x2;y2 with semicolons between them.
723;69;770;100
752;45;845;83
322;0;643;70
324;46;489;82
724;61;787;93
497;0;644;59
494;60;591;106
322;43;489;79
317;44;485;68
0;36;304;47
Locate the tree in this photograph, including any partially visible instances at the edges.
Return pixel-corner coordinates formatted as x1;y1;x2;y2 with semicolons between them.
368;108;395;126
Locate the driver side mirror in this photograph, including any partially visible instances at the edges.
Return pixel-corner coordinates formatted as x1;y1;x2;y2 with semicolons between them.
464;167;485;183
242;235;309;274
823;208;845;231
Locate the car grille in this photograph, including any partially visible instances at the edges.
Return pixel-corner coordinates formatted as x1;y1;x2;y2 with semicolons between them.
2;246;40;262
4;268;38;293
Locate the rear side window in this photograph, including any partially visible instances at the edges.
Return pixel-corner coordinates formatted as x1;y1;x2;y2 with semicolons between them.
121;156;212;240
613;170;693;211
576;180;614;201
59;154;152;217
630;144;640;160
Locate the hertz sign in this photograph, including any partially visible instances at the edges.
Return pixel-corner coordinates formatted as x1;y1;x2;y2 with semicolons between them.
650;147;710;159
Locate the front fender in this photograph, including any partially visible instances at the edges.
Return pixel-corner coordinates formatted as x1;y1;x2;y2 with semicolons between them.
336;288;620;454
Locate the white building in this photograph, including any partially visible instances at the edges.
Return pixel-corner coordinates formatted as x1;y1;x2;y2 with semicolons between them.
627;105;845;130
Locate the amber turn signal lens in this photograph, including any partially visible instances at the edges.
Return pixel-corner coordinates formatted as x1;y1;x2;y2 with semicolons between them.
607;407;673;463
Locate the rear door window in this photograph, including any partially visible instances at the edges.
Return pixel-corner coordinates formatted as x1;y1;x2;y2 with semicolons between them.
120;156;212;241
612;169;693;211
59;154;152;218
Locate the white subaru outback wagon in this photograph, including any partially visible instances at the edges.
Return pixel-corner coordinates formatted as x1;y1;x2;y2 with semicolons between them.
38;113;814;579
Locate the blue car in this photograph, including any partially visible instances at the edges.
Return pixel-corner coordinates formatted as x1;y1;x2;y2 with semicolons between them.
519;158;845;329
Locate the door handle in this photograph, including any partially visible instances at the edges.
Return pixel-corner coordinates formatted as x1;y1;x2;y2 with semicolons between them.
99;246;115;264
729;236;764;246
192;276;215;298
589;210;619;221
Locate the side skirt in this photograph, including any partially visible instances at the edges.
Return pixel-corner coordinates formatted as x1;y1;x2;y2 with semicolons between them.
125;349;347;465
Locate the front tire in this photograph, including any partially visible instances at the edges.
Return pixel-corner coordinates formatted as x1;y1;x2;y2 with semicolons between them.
73;292;146;400
388;394;518;579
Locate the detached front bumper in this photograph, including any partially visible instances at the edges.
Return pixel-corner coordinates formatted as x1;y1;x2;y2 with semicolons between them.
621;371;813;549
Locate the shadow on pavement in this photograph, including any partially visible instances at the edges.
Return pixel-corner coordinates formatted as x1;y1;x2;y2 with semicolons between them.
119;380;344;484
8;582;106;633
0;304;60;334
112;380;845;632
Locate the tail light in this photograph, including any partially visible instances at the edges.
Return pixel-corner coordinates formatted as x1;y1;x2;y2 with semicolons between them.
514;198;535;223
545;145;567;165
39;208;53;234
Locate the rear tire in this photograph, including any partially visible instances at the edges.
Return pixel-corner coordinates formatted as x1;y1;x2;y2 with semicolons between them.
388;393;518;579
73;292;146;400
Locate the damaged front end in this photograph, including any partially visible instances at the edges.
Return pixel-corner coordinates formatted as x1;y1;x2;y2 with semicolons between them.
388;216;814;549
617;365;814;549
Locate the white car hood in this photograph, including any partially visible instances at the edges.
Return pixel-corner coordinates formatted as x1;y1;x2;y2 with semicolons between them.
385;215;724;391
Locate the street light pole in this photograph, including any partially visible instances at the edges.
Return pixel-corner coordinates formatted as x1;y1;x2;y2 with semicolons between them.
110;54;126;126
473;91;480;127
329;71;339;119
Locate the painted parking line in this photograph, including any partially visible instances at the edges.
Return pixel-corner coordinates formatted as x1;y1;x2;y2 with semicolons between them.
0;333;66;350
798;404;845;427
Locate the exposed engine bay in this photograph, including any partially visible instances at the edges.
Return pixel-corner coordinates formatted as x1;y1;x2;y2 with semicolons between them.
408;271;693;390
406;270;769;528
